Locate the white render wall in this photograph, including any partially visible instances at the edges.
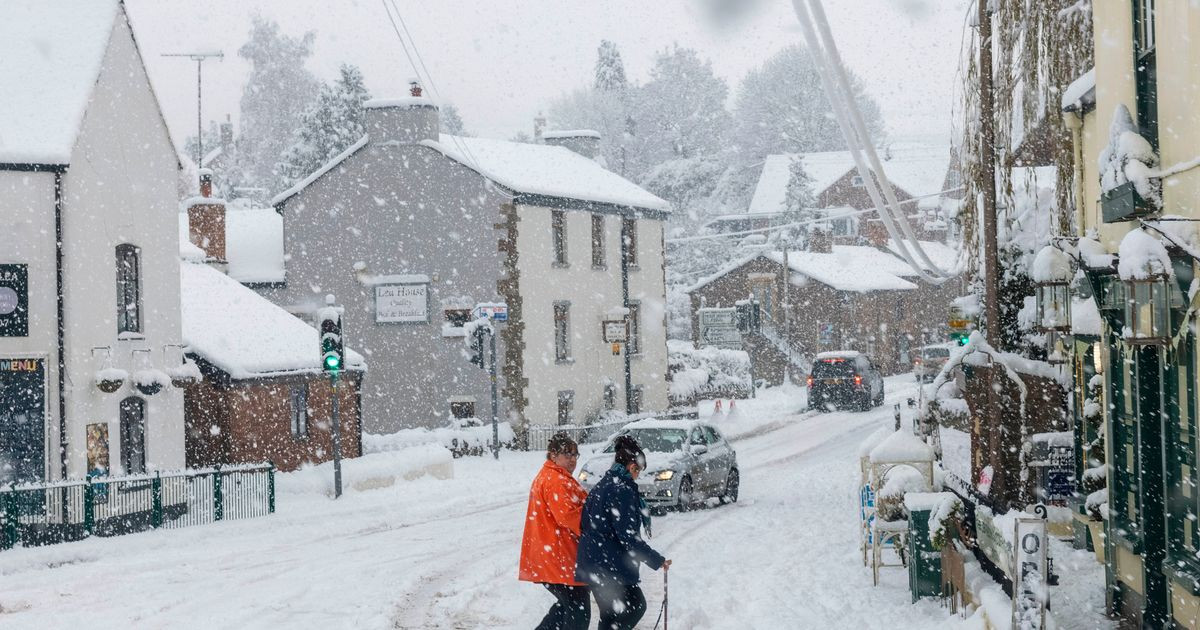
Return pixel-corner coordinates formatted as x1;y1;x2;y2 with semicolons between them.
516;204;668;427
57;15;185;477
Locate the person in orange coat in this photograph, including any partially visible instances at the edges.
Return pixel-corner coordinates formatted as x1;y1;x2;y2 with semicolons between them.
520;432;590;630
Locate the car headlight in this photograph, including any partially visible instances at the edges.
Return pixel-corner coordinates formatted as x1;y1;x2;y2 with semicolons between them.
655;470;674;481
578;470;589;482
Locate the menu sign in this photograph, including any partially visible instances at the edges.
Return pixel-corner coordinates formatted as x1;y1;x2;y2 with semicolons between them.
375;283;429;323
0;264;28;337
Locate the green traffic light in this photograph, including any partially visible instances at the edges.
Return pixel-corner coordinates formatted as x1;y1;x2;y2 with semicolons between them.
324;354;341;370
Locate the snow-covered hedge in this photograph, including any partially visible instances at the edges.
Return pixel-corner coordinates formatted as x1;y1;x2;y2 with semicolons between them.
278;444;454;496
667;340;750;405
365;418;516;458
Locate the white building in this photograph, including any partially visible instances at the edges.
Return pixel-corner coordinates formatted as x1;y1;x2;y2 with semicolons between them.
0;0;185;482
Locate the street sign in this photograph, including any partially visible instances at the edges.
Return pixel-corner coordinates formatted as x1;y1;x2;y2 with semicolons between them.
603;320;628;343
473;302;508;322
698;307;741;350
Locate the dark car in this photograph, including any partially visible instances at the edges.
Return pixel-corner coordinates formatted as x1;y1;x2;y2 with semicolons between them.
806;351;885;411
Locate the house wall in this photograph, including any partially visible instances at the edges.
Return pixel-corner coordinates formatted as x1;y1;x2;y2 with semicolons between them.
59;13;184;478
817;170;915;211
265;142;511;434
515;205;669;426
185;372;362;472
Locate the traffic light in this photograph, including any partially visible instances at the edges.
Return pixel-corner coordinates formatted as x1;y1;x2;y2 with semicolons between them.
318;306;343;374
950;331;969;346
468;325;486;369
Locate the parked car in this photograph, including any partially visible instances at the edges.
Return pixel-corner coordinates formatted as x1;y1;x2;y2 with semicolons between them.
806;351;885;411
913;343;953;382
577;419;739;511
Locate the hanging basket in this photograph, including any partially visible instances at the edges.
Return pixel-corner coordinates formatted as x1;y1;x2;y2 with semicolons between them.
167;359;203;388
94;368;128;394
132;369;170;396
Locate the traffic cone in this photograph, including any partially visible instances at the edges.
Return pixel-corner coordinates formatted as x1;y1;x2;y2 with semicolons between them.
712;399;725;420
727;399;740;421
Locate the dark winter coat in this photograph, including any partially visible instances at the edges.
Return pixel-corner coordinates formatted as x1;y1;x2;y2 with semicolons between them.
575;464;665;586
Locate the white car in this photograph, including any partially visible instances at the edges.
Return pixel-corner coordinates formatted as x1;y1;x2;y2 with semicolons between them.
913;343;953;382
577;418;739;511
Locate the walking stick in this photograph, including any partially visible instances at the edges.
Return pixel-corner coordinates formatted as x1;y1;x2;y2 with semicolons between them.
663;564;669;630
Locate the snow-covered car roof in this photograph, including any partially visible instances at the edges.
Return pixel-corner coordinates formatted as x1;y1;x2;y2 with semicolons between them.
814;351;863;360
621;417;703;432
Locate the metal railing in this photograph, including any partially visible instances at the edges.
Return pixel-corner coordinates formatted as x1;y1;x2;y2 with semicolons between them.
0;463;274;551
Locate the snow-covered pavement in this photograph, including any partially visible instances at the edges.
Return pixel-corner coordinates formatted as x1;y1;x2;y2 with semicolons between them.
0;377;967;629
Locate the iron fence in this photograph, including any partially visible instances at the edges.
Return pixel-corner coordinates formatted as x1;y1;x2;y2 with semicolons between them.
0;463;274;551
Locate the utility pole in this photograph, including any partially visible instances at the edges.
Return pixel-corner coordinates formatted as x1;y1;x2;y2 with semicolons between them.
977;0;1005;505
489;327;499;460
782;236;792;385
162;51;224;167
621;219;634;415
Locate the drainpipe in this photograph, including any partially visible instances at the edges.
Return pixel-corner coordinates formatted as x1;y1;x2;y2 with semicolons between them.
55;171;67;480
621;216;632;415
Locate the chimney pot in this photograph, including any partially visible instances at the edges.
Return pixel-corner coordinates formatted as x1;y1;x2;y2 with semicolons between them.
409;80;423;97
199;170;213;198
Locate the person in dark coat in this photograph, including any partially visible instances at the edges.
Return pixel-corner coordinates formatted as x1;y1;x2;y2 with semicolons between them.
575;435;671;630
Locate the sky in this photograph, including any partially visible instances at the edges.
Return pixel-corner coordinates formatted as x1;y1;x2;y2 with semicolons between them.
124;0;971;154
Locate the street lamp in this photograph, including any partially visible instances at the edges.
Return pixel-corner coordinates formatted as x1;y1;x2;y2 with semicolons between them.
1032;245;1072;333
1123;275;1172;345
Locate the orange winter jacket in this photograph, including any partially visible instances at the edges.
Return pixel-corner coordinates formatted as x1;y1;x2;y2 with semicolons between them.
519;459;588;586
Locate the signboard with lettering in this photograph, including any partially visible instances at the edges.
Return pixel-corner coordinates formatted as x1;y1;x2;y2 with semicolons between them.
698;307;741;350
375;283;429;323
1011;518;1049;629
0;357;46;487
603;320;629;343
0;264;28;337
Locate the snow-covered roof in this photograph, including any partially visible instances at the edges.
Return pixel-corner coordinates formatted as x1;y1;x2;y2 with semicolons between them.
180;262;365;379
424;135;669;212
747;143;952;216
815;350;863;360
765;248;918;293
201;146;223;168
226;207;285;284
273;133;667;213
0;0;121;165
364;96;437;109
544;129;601;139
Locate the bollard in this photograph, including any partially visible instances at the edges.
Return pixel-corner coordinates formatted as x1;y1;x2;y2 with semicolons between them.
213;465;223;522
268;463;276;514
151;472;163;529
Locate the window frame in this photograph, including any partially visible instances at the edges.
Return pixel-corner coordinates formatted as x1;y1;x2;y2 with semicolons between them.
622;217;638;268
290;383;309;439
551;210;568;266
450;400;476;420
1132;0;1158;147
627;301;642;356
557;390;574;426
115;244;142;335
554;301;571;363
119;396;146;475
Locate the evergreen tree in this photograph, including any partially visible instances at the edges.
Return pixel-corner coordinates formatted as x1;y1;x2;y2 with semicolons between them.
782;155;816;246
594;40;627;91
236;17;321;193
439;104;468;136
278;64;371;184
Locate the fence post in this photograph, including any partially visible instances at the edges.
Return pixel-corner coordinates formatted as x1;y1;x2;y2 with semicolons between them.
151;472;163;529
213;465;223;522
268;463;275;514
1;489;17;550
83;477;94;537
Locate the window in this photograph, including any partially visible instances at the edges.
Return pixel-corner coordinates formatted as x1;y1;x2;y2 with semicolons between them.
557;390;574;426
450;400;476;420
1133;0;1158;145
554;301;571;362
628;302;642;355
444;309;472;328
603;383;617;410
703;426;723;444
851;175;864;188
591;214;606;268
116;244;141;334
552;210;568;265
622;217;638;267
119;397;146;475
631;385;644;414
289;384;308;438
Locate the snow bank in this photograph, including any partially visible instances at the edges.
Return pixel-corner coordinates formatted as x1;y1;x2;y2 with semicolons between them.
364;421;515;458
869;430;934;463
277;445;453;496
1117;228;1172;280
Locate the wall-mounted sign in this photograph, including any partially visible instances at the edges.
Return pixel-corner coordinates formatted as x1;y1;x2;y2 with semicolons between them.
375;283;429;323
473;302;508;322
603;320;629;343
0;264;28;337
0;357;45;487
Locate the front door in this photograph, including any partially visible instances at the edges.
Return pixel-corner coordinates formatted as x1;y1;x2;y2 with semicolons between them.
0;358;46;485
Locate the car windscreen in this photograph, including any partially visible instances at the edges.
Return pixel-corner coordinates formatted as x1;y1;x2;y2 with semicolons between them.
812;359;855;377
922;348;950;358
604;428;688;453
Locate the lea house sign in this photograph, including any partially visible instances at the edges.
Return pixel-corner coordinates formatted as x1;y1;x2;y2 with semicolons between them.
375;283;429;323
0;264;28;337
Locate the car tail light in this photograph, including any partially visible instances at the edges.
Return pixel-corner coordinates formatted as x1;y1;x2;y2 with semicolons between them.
854;375;863;386
806;375;814;387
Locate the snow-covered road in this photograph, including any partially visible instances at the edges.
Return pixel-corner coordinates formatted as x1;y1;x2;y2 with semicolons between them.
0;378;966;629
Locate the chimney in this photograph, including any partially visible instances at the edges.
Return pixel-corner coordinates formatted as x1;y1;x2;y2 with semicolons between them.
188;170;227;264
363;80;439;145
533;113;547;144
543;130;601;160
808;225;832;254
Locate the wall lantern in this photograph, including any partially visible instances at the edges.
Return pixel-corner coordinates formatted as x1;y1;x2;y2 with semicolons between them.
1032;246;1072;333
1123;275;1171;345
1046;331;1070;365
